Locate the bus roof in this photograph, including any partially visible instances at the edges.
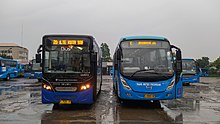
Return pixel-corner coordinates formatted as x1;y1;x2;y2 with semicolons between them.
120;36;167;41
0;57;17;62
182;58;195;61
43;34;95;39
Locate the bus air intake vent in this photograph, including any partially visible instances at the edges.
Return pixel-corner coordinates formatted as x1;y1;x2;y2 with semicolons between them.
55;87;77;92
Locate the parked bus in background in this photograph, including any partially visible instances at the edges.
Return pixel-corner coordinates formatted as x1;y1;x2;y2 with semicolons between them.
113;36;182;103
182;58;200;85
17;63;25;77
23;63;31;78
24;59;42;82
0;57;18;80
36;35;102;105
199;68;209;77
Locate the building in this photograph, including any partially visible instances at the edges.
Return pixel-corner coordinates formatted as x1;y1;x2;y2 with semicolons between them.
102;61;113;75
0;43;28;63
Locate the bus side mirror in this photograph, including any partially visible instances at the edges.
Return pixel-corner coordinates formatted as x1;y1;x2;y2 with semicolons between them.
175;50;182;74
91;53;97;63
117;50;121;61
114;63;118;70
36;54;41;63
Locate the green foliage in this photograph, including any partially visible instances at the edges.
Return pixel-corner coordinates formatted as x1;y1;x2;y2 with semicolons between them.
196;57;209;68
100;43;112;62
210;56;220;69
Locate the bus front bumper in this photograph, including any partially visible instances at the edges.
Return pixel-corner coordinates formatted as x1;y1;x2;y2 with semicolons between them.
42;88;94;104
118;87;179;100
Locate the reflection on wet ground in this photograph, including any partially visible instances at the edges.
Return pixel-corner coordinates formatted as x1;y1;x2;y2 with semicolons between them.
0;76;220;123
163;77;220;123
41;77;172;123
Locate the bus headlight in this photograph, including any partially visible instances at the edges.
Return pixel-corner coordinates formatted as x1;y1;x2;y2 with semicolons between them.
43;83;52;91
120;77;131;90
80;83;91;91
167;78;175;90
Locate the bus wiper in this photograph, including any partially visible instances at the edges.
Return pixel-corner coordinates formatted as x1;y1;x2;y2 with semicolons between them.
130;69;154;78
130;69;170;78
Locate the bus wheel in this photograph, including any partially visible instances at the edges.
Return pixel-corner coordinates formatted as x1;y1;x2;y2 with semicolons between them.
153;100;161;108
5;75;10;81
38;79;42;82
53;103;59;109
113;83;115;92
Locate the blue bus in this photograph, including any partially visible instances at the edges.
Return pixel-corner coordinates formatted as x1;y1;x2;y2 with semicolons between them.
113;36;183;102
23;63;31;78
24;59;42;82
199;68;209;77
182;58;200;84
0;57;18;80
36;34;102;105
17;63;25;77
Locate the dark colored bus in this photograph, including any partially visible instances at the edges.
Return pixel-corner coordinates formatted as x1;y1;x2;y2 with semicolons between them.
36;35;102;105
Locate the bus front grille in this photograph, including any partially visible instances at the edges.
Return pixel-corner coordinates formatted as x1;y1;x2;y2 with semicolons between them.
55;87;77;92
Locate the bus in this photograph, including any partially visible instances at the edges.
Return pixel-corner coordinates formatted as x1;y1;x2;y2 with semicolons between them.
199;68;209;77
35;34;102;105
24;59;42;82
0;57;18;80
17;63;26;77
113;36;183;102
182;58;200;84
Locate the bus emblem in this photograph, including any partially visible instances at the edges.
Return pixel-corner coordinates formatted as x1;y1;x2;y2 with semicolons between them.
146;85;153;90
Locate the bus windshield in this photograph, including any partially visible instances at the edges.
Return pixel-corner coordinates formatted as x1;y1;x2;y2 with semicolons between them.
182;60;196;72
44;41;90;74
120;40;173;78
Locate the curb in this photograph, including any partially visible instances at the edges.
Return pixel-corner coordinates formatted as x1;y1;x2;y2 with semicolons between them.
161;104;183;123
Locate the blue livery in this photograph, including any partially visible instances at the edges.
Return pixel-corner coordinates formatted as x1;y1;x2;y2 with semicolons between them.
24;59;42;81
0;57;18;80
199;68;209;77
113;36;183;101
182;58;200;84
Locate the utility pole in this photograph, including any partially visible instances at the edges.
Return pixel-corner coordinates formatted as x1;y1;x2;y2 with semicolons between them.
21;24;23;46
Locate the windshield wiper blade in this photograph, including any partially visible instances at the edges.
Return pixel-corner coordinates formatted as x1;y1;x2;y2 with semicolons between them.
130;69;170;78
130;69;154;78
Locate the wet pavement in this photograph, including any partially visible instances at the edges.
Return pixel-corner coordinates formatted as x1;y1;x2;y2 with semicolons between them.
0;76;220;123
163;77;220;123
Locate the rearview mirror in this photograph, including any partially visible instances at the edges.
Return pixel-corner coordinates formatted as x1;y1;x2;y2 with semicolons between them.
175;50;182;74
36;54;41;63
91;53;97;63
117;50;121;60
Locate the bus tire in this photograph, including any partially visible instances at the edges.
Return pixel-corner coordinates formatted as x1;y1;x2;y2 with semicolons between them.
38;79;42;82
98;83;102;94
93;85;97;102
53;103;59;109
5;75;10;81
153;100;161;108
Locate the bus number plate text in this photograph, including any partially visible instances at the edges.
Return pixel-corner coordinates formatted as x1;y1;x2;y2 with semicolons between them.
144;94;155;98
59;100;72;104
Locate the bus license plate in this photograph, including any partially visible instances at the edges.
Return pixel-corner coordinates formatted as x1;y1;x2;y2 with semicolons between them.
59;100;72;104
144;94;155;98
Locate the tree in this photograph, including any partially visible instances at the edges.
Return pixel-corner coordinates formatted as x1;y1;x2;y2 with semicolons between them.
210;56;220;69
100;43;112;62
196;57;209;68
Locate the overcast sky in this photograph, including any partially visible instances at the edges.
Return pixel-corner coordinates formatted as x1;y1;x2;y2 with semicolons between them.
0;0;219;61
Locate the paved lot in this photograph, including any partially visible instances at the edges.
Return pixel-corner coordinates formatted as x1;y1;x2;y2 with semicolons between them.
0;76;220;123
